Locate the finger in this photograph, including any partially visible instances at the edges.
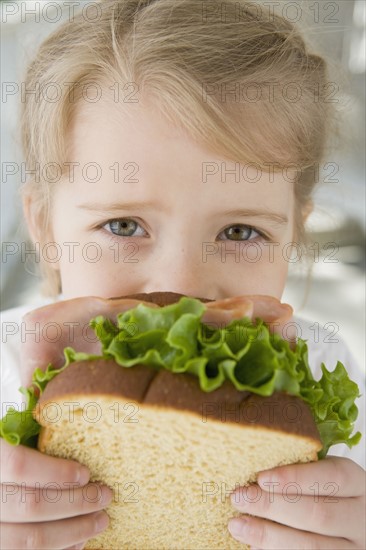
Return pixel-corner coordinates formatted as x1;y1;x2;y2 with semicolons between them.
230;483;358;539
228;514;352;550
0;510;109;549
0;440;90;487
20;296;159;386
257;456;366;497
0;481;113;522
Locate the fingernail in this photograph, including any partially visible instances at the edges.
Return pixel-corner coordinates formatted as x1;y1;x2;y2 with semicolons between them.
94;510;109;533
77;466;90;485
228;517;247;538
101;487;113;506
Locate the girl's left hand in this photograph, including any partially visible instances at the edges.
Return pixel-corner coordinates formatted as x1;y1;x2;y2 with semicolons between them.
228;456;365;549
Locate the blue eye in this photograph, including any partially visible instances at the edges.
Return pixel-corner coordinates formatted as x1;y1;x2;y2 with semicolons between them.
104;219;147;237
218;225;262;241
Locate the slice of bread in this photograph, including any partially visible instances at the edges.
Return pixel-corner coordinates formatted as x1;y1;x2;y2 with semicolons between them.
34;359;322;550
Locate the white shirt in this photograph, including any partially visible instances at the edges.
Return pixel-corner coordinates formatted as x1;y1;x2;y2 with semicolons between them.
1;298;365;468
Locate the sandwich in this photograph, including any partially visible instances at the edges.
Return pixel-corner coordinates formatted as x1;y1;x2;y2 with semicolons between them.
0;291;361;550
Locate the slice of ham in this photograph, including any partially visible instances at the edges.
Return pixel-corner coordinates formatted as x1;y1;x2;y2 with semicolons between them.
202;296;254;325
20;297;159;386
203;295;296;348
245;295;296;345
20;293;295;388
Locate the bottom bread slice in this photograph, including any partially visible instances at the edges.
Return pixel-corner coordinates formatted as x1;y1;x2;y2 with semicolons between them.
35;361;322;550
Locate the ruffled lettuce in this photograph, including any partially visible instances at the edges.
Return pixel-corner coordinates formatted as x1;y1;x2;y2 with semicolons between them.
0;297;361;457
0;348;100;448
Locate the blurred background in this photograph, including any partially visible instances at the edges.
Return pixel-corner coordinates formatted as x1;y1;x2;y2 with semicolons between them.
1;1;365;369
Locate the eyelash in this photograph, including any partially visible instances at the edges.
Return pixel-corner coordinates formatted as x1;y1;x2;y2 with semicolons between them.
98;218;270;242
98;218;149;240
218;224;269;242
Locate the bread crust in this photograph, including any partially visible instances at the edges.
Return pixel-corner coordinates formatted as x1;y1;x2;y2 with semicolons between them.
35;359;322;448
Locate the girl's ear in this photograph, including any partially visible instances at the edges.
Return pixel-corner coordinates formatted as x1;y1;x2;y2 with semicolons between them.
302;199;314;224
292;199;314;242
22;190;59;272
22;190;41;244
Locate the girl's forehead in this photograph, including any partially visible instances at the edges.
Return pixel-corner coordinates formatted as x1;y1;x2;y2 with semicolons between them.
66;95;296;197
61;155;292;227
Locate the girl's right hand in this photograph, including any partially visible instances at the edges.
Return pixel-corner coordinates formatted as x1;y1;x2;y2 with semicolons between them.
0;439;113;549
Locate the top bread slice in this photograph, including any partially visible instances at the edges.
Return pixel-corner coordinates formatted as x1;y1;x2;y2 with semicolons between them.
34;358;322;550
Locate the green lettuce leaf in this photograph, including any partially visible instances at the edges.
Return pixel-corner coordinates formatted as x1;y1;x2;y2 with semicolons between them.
0;297;361;458
0;347;102;448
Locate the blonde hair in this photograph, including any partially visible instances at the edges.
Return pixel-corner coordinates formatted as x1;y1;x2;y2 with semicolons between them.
21;0;345;297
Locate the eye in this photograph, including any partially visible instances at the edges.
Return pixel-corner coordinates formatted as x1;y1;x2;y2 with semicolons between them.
217;224;264;241
103;218;148;237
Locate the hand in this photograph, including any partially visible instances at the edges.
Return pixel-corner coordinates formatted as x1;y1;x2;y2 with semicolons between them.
0;439;113;549
228;456;366;549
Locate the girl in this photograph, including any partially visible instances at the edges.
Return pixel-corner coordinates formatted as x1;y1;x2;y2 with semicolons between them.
1;1;365;548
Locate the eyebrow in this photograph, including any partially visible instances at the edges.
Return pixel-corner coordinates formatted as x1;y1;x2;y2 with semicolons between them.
77;202;288;226
76;201;167;213
220;209;288;226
